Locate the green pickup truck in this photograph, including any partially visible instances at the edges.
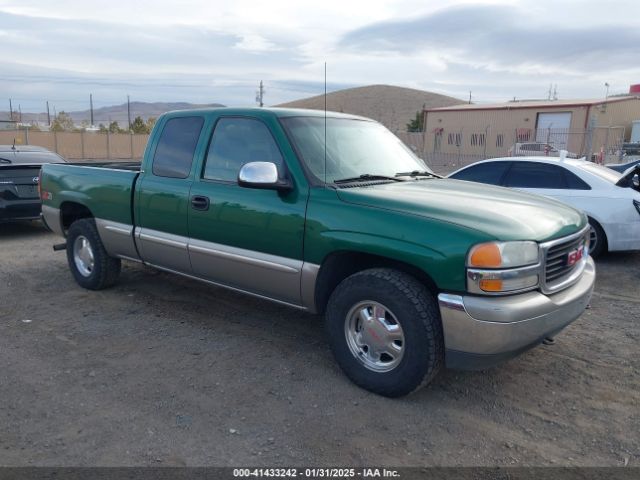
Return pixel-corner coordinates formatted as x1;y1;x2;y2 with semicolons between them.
40;108;595;397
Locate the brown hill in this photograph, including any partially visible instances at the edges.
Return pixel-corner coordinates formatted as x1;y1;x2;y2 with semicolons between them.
276;84;463;133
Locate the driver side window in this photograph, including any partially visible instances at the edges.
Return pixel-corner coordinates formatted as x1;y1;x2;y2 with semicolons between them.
203;117;284;182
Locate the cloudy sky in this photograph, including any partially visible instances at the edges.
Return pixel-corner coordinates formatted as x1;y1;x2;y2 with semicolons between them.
1;0;639;113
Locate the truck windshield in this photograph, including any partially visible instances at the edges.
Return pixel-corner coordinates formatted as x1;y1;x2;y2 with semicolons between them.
281;117;430;184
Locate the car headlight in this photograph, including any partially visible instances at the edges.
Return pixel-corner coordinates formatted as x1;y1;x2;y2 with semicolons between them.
467;241;541;294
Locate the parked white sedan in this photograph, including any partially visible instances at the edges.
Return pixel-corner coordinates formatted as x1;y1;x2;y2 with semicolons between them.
449;157;640;257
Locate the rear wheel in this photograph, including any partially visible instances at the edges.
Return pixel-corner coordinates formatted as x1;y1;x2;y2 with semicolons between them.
325;268;444;397
588;218;607;258
66;218;121;290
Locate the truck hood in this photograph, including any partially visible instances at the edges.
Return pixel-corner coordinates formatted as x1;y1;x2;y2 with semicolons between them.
336;179;586;242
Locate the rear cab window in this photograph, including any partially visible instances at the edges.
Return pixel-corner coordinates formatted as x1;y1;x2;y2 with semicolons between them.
152;116;204;178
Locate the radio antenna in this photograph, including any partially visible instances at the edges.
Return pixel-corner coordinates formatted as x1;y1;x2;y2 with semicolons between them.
324;61;327;186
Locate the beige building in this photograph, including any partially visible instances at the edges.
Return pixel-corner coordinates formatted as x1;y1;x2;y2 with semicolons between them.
422;94;640;160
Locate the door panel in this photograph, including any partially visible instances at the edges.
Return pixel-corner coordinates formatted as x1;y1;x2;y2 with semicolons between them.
187;116;307;304
188;185;306;304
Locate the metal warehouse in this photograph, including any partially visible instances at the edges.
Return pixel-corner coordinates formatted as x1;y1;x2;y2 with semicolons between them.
422;87;640;165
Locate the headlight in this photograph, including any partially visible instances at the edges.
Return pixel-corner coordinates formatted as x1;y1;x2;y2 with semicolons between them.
468;241;539;268
467;241;541;294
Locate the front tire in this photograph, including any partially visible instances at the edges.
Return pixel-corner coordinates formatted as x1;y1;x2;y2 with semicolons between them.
66;218;121;290
325;268;444;397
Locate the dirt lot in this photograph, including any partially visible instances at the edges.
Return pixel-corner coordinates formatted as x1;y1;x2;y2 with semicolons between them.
0;221;638;467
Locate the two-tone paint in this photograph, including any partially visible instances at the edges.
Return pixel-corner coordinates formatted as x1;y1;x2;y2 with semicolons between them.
41;107;595;369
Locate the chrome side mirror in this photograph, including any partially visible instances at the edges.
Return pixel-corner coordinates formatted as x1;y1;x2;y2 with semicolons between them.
238;162;292;191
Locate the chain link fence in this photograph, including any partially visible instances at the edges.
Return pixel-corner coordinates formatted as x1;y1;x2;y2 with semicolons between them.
400;127;627;175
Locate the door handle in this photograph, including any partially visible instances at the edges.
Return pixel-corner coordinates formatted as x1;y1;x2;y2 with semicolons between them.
191;195;210;211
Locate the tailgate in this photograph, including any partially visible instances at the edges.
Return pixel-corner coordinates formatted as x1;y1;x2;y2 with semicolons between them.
0;165;42;200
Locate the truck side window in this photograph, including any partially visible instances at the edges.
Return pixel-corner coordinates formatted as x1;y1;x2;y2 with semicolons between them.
152;116;204;179
203;117;284;182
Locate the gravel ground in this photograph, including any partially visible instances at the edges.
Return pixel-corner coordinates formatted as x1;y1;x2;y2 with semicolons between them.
0;221;638;467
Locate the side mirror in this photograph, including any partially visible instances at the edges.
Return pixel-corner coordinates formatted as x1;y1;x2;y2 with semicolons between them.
238;162;292;191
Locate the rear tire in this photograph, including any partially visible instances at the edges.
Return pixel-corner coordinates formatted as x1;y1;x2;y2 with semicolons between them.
66;218;121;290
325;268;444;397
588;218;607;259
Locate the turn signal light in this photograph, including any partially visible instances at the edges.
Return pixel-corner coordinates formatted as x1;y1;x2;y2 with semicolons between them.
479;278;503;292
469;243;502;268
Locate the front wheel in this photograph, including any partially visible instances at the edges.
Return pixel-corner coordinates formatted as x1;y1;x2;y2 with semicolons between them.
66;218;121;290
325;268;444;397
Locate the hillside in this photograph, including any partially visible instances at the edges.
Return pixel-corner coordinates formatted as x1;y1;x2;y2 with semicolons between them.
1;101;225;126
276;85;463;133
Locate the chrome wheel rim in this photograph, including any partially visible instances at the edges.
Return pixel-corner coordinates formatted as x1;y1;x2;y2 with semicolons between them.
73;235;95;277
589;225;598;254
344;301;405;372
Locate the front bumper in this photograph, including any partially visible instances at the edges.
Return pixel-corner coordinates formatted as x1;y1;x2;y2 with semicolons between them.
438;256;595;370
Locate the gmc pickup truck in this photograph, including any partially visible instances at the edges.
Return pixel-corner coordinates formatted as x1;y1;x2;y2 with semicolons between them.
40;108;595;397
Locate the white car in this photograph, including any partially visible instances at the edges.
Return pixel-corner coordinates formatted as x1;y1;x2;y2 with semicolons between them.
448;157;640;257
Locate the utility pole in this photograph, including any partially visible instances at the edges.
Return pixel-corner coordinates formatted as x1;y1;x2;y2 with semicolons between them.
46;101;51;126
8;99;13;121
90;93;94;126
468;91;472;104
18;104;22;123
127;95;132;131
256;81;265;107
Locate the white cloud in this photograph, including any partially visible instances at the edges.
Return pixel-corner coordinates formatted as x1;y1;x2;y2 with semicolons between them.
0;0;638;112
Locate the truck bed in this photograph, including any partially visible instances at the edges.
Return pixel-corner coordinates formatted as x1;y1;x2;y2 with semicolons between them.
40;162;141;226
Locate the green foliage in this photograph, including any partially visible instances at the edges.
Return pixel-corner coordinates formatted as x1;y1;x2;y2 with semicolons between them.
50;111;74;132
108;121;125;134
130;116;147;134
130;116;157;134
406;111;424;133
146;117;157;133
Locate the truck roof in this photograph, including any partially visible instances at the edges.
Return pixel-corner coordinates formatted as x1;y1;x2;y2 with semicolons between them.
161;107;373;122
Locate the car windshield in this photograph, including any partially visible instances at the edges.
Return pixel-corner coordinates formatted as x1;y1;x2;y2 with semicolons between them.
281;116;430;183
578;162;622;184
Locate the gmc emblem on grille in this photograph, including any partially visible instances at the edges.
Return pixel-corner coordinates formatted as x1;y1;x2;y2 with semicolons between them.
567;247;584;267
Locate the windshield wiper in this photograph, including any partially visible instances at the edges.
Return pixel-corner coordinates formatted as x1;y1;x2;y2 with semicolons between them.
394;170;441;178
334;174;405;184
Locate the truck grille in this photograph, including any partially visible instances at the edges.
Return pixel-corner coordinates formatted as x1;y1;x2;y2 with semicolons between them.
541;227;590;294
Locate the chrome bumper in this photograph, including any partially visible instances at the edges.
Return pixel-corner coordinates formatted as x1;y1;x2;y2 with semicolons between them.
438;256;595;370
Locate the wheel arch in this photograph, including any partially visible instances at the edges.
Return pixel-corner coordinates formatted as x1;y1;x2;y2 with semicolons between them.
313;250;439;315
60;201;94;234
